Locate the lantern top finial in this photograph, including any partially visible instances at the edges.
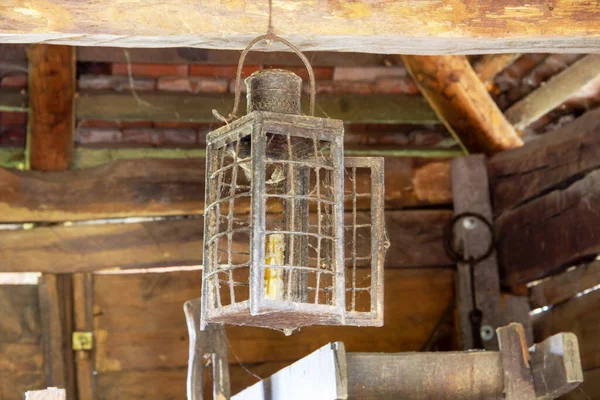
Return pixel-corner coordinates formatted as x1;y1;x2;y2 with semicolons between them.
246;69;302;115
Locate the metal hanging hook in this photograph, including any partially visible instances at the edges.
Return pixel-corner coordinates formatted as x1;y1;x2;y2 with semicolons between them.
212;33;317;124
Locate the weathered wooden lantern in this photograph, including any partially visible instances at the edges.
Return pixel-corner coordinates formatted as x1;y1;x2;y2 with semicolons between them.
201;35;388;334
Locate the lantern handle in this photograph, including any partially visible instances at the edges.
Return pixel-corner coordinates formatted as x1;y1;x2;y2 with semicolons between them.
212;34;316;123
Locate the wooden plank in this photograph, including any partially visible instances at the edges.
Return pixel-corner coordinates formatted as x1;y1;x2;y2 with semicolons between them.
76;46;396;67
497;323;536;400
346;351;503;399
0;210;452;273
403;55;522;155
1;1;600;53
0;89;27;112
488;107;600;217
529;333;583;400
72;273;94;400
533;288;600;371
232;342;347;400
451;155;503;350
27;44;75;171
530;262;600;309
0;284;41;344
93;268;454;371
76;91;439;125
560;368;600;400
505;55;600;132
38;275;67;389
0;156;451;222
495;169;600;285
473;54;520;89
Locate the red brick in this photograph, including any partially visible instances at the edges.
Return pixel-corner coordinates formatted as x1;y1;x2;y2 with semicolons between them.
0;111;27;125
310;81;373;95
122;128;156;145
263;66;334;81
333;67;407;81
157;77;228;93
1;74;27;88
76;128;123;145
154;121;205;129
159;128;198;145
120;121;153;128
190;65;260;79
111;63;188;77
373;77;419;95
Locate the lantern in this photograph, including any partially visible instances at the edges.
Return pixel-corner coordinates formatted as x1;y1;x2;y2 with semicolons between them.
201;36;388;334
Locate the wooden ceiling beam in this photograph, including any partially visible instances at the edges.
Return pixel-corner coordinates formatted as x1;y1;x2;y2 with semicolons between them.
1;1;599;53
402;55;523;155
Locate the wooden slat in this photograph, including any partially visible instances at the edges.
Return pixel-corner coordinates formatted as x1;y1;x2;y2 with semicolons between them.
560;368;600;400
495;169;600;285
27;44;75;171
93;268;454;372
1;1;600;52
488;107;600;217
73;273;94;400
530;262;600;309
402;55;522;155
26;388;66;400
76;91;439;125
497;323;536;400
505;55;600;131
0;210;452;273
0;89;27;112
0;156;451;223
533;289;600;371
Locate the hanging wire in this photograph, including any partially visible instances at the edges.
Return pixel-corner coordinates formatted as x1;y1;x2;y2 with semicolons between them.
212;0;316;123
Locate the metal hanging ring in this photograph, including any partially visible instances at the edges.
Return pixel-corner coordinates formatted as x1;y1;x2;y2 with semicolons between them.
443;212;495;265
212;33;317;123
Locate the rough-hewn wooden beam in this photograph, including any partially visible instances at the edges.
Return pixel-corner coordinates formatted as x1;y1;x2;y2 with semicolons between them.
1;1;599;53
76;91;439;125
488;106;600;213
27;44;75;171
505;55;600;132
0;210;452;273
402;55;523;155
0;157;451;222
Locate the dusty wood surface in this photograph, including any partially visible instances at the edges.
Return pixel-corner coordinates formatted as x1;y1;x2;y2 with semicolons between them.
505;55;600;131
530;333;583;400
0;210;452;273
347;351;503;399
560;368;600;400
488;107;600;217
232;343;347;400
27;45;75;171
533;289;600;371
0;157;451;223
93;268;453;372
495;169;600;285
76;91;439;125
0;284;45;400
72;273;94;400
403;55;522;154
451;155;503;350
25;388;66;400
38;275;67;390
473;54;520;89
1;1;600;52
497;323;536;400
529;262;600;309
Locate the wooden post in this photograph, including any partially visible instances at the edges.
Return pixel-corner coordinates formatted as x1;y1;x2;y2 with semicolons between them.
27;44;75;171
497;323;536;400
28;43;77;399
73;273;95;400
402;55;523;155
